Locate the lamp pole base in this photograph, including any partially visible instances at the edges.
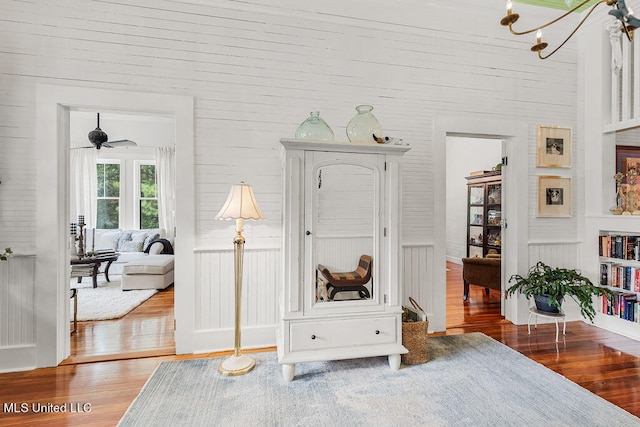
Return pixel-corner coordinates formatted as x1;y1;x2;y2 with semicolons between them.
218;353;256;376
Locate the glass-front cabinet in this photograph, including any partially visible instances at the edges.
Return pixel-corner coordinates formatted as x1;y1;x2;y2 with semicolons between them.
278;138;410;381
466;171;502;258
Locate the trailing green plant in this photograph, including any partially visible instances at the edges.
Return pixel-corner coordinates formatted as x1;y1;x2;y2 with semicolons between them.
506;261;612;323
0;247;12;261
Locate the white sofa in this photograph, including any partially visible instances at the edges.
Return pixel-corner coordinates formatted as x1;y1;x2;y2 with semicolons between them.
86;229;168;275
121;255;174;290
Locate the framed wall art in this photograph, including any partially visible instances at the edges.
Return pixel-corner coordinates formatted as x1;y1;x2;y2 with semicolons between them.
536;125;572;168
615;145;640;183
537;176;571;217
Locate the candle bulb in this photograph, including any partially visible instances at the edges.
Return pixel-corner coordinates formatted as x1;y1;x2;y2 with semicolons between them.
506;0;512;15
536;29;542;44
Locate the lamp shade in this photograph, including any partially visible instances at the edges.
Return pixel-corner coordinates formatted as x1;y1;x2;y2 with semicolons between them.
215;182;266;220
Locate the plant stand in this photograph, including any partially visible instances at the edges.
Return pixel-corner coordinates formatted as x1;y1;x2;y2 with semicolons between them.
528;307;566;342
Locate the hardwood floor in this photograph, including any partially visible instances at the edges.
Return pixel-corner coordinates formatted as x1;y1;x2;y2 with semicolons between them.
65;278;176;365
2;262;640;426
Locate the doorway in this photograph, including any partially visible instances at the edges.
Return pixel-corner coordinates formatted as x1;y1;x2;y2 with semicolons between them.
67;111;176;363
432;117;528;332
35;85;194;368
445;135;504;328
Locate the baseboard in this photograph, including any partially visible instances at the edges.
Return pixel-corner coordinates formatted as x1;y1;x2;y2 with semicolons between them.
0;345;37;373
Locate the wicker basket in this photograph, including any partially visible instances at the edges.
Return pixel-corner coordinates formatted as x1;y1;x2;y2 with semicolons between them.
401;297;429;365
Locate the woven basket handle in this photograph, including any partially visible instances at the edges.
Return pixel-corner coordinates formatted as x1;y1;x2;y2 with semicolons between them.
408;296;425;314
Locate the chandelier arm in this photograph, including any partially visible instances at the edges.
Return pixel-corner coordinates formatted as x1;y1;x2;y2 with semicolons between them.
538;1;610;59
508;0;607;36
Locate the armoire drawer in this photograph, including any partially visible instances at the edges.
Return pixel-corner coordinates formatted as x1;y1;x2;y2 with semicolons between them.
289;316;397;352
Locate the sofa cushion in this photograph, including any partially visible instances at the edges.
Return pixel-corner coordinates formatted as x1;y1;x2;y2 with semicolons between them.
94;229;122;250
123;255;174;275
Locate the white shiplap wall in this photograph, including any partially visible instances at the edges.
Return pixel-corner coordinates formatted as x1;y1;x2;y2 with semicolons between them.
0;0;582;366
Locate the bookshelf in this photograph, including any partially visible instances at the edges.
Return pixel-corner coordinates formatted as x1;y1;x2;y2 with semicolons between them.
597;230;640;329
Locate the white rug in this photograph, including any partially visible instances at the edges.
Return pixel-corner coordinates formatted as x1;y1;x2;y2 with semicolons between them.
71;276;157;321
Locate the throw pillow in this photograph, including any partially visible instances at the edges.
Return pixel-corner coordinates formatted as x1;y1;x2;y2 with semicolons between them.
131;231;147;244
117;232;133;251
144;232;161;250
120;240;144;252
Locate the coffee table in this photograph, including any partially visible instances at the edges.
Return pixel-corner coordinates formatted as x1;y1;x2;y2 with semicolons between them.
70;253;120;288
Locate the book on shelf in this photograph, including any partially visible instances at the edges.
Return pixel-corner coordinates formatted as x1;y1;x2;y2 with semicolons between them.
599;234;640;261
598;262;640;291
600;291;640;322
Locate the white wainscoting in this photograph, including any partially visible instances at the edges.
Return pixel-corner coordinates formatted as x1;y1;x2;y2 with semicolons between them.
528;241;580;269
528;240;583;322
193;244;437;352
0;255;36;372
193;247;280;353
402;244;434;327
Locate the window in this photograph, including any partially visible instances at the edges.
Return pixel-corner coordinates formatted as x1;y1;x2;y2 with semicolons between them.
138;163;159;229
97;161;120;229
96;159;158;230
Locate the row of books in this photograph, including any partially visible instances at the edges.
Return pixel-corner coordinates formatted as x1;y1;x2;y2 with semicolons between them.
91;249;117;259
600;263;640;291
599;234;640;260
601;292;639;322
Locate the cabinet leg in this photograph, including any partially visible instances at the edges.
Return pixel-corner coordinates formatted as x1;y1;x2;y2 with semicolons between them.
282;363;295;382
388;354;401;370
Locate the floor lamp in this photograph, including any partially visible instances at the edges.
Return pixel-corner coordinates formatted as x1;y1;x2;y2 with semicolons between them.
214;181;265;375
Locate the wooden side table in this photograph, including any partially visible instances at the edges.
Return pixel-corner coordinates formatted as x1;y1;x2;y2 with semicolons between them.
528;307;566;342
70;253;119;288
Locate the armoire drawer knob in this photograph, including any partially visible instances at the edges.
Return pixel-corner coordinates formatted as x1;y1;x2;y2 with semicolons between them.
375;330;380;335
311;335;316;340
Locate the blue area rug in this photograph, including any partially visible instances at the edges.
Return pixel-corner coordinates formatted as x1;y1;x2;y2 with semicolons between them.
119;333;640;426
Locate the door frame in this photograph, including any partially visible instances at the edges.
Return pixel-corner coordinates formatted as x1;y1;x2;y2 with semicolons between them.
432;116;530;330
35;85;194;367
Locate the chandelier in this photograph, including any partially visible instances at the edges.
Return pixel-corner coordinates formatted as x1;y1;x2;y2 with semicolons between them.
501;0;640;59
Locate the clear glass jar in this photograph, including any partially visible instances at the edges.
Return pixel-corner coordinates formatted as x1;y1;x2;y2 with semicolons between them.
346;105;383;144
295;111;334;142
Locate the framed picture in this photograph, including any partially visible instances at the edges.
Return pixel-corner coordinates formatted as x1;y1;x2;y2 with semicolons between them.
615;145;640;183
537;176;571;217
536;125;572;168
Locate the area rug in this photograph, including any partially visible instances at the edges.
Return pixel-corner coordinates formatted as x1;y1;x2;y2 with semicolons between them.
71;277;157;321
118;333;640;426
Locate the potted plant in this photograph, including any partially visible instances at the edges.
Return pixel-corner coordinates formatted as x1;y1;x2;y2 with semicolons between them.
0;247;11;261
506;261;612;323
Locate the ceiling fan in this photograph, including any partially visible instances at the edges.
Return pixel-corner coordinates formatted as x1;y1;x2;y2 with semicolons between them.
87;113;137;150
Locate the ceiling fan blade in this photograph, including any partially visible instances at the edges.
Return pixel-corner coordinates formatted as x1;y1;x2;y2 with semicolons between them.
102;139;137;148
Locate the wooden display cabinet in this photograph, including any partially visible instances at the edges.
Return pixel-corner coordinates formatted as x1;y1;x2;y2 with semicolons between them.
466;171;502;258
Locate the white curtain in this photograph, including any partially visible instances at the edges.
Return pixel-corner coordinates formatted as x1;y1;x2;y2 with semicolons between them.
156;147;176;241
70;148;98;229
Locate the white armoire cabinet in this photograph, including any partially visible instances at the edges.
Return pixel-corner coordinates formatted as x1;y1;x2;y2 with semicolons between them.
277;138;410;381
